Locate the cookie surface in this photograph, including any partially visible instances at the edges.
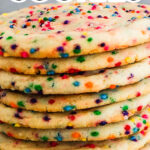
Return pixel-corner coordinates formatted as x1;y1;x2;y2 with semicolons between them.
1;78;150;112
0;107;149;141
0;128;150;150
0;58;150;94
0;3;150;58
1;43;150;75
0;94;149;129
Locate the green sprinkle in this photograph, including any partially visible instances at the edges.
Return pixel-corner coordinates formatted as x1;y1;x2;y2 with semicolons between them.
87;37;93;42
70;11;74;14
6;36;13;40
52;64;57;69
87;10;92;13
17;101;25;107
110;97;115;103
111;51;118;55
32;25;36;28
122;105;128;111
24;34;29;36
143;120;146;124
43;17;48;21
93;110;101;115
66;36;73;41
34;85;42;91
0;32;5;36
91;131;99;137
73;49;81;54
76;56;85;63
47;77;53;81
41;136;49;141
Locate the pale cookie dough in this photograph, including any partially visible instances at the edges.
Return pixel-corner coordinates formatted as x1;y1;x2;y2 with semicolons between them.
0;58;150;94
0;94;149;129
1;43;150;75
0;3;150;58
1;78;150;112
0;128;150;150
0;107;150;141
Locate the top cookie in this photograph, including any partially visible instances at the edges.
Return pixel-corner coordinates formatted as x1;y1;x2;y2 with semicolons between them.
0;3;150;58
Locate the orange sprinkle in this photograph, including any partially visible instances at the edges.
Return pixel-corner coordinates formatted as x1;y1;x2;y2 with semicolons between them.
82;12;86;15
142;30;146;35
85;82;93;88
107;57;114;63
10;102;18;108
26;22;31;26
109;85;116;89
108;134;116;140
72;132;81;138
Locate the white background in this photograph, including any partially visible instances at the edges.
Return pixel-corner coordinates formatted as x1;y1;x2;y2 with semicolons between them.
0;0;149;14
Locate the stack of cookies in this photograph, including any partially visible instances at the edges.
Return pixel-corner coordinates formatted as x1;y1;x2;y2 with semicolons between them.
0;2;150;150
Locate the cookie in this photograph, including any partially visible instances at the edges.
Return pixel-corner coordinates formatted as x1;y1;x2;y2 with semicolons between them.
1;43;150;75
0;107;149;141
0;58;150;94
0;3;150;58
1;77;150;112
0;128;150;150
0;93;149;129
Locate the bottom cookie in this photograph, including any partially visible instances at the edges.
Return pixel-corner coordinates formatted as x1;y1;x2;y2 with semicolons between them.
0;127;150;150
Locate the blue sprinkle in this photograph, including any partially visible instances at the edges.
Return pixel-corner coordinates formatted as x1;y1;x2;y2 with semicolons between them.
131;17;136;20
63;105;74;111
147;27;150;30
75;8;80;12
24;88;31;93
112;14;117;17
100;93;108;100
48;17;53;22
47;70;55;75
9;25;14;28
133;127;139;133
60;53;69;58
73;81;80;87
55;133;63;141
30;48;36;54
129;136;137;142
22;24;27;28
105;5;110;8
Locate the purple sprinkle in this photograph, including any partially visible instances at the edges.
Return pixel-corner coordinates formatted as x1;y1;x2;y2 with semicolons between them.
30;98;37;104
57;46;64;52
64;20;70;24
11;44;18;50
43;116;50;122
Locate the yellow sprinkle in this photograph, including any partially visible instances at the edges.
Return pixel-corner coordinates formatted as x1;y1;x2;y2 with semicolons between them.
82;32;87;36
81;138;86;141
14;124;21;127
38;18;42;22
148;107;150;111
69;7;73;9
2;13;8;16
137;16;142;19
15;30;20;34
67;123;73;126
125;57;132;63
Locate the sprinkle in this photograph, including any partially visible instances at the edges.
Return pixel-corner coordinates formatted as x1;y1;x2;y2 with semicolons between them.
72;132;81;138
93;110;101;115
100;93;108;100
24;88;31;93
66;36;73;41
11;44;18;50
34;85;43;92
85;82;93;88
107;57;114;62
91;131;99;137
55;133;63;141
73;45;81;54
87;37;93;42
30;48;37;54
17;101;25;107
76;56;85;63
100;43;105;47
43;116;50;122
41;136;49;141
30;98;37;104
21;51;29;58
47;70;55;75
147;27;150;30
99;121;107;126
63;105;75;111
122;105;129;111
64;20;70;24
6;36;13;40
73;81;80;87
60;53;69;58
48;99;55;104
57;46;64;52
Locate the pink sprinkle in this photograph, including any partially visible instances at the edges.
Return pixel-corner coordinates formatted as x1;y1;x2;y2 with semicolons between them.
136;122;142;128
136;11;140;13
104;46;109;51
142;114;149;119
88;16;94;19
95;26;101;30
21;52;29;58
92;5;97;10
